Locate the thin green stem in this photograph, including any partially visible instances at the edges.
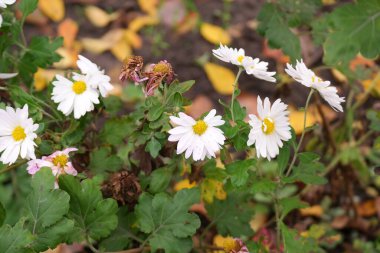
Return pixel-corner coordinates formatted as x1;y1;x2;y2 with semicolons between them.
0;160;27;175
285;89;315;177
273;193;281;252
230;67;244;123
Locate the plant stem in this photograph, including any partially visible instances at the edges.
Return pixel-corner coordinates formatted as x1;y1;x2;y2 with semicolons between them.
0;160;27;175
285;89;315;177
230;67;244;123
273;193;281;252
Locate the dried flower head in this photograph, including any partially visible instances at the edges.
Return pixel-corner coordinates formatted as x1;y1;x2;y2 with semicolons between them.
145;60;175;96
119;56;146;83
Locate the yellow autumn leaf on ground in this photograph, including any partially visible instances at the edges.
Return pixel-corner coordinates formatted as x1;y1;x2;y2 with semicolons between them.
361;78;380;97
34;68;64;91
200;23;231;45
54;47;79;69
128;15;159;32
289;106;317;134
38;0;65;22
212;235;229;253
111;39;132;62
58;18;78;48
204;62;235;95
124;30;142;49
81;29;124;54
138;0;159;16
201;179;226;203
174;179;197;192
84;5;119;28
300;205;323;217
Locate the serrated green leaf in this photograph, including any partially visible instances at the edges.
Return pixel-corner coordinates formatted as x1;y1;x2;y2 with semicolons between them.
277;143;290;173
18;0;38;18
59;175;118;241
135;188;201;253
281;222;321;253
0;221;34;253
149;166;173;193
26;168;70;230
251;178;277;195
145;137;162;158
89;147;123;173
279;196;308;220
324;0;380;67
226;159;256;187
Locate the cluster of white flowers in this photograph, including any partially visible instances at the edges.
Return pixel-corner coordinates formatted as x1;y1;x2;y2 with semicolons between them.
0;0;15;28
212;43;276;82
168;45;345;161
52;55;113;119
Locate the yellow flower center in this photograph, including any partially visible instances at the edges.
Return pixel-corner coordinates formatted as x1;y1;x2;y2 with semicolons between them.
261;117;275;135
52;154;68;168
192;120;208;135
12;126;26;141
223;237;238;252
153;62;170;74
237;55;244;64
72;81;87;94
311;76;322;83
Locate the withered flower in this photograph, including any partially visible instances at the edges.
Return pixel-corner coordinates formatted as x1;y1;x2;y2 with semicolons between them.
119;56;146;83
223;237;249;253
145;60;175;96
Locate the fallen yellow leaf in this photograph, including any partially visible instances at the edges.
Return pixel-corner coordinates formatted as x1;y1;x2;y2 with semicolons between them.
54;47;79;69
331;69;347;83
38;0;65;22
58;18;78;48
203;62;235;95
81;29;124;54
212;235;229;253
34;68;64;91
124;30;142;49
361;78;380;97
138;0;159;16
111;39;132;62
174;179;197;192
201;179;226;204
200;23;231;45
128;15;159;32
84;5;119;28
300;205;323;217
289;106;317;134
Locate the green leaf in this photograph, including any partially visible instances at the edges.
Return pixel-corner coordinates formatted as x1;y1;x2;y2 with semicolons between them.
279;196;308;220
226;159;256;187
206;193;254;237
277;143;290;173
18;0;38;18
149;166;173;193
135;188;201;253
147;104;164;122
145;137;162;158
251;178;277;195
59;175;118;241
283;159;327;185
367;110;380;131
89;147;123;173
100;116;133;146
0;201;6;227
0;221;34;253
26;168;70;230
103;96;123;116
258;3;301;61
281;222;320;253
324;0;380;67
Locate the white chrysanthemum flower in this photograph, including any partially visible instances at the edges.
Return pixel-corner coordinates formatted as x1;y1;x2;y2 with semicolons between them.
0;72;17;79
76;55;113;97
212;43;246;66
52;74;100;119
168;109;225;161
285;59;345;112
0;0;16;27
0;105;39;165
247;97;291;161
242;56;276;82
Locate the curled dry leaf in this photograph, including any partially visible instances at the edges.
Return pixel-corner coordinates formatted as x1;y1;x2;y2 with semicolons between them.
128;15;159;32
200;22;231;45
84;5;119;28
138;0;159;16
38;0;65;22
81;29;124;54
203;62;235;95
58;18;78;48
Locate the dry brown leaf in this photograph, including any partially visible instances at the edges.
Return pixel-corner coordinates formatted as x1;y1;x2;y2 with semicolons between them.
250;213;267;231
38;0;65;22
356;200;377;217
262;40;290;64
176;12;199;34
185;95;213;119
331;69;348;83
128;15;159;32
300;205;323;217
25;9;49;26
58;18;78;48
84;5;119;28
138;0;159;16
203;62;235;95
349;55;375;71
237;93;258;119
81;29;124;54
124;30;142;49
111;39;132;62
200;22;231;45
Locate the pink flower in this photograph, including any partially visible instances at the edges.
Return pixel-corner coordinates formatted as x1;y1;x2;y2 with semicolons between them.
26;148;78;177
